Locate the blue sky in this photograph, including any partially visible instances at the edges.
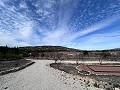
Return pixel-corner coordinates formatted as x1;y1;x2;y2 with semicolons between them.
0;0;120;50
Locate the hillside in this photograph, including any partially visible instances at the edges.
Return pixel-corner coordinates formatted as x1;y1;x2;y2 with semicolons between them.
19;46;81;52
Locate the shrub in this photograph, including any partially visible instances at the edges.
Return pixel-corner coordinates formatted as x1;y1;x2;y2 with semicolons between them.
94;82;99;88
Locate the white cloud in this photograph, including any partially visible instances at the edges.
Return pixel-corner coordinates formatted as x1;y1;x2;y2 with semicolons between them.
0;1;35;46
0;31;30;46
0;0;9;7
68;14;120;41
0;1;5;6
42;28;69;45
19;1;28;9
0;0;120;49
35;14;120;48
19;21;34;40
69;31;120;50
84;31;120;44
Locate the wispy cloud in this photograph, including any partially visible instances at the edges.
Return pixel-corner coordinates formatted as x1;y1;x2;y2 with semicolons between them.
70;14;120;41
67;30;120;50
38;15;119;46
0;31;30;46
0;0;120;50
85;32;120;44
0;0;35;46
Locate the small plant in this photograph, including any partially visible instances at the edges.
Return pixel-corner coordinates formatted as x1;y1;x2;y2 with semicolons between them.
94;82;99;88
86;80;90;84
86;80;90;87
113;83;120;88
105;88;111;90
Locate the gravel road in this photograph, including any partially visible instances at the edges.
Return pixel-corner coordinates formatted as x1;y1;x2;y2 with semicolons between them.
0;60;102;90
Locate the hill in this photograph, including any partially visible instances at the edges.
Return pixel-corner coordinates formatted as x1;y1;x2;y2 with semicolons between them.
19;46;81;52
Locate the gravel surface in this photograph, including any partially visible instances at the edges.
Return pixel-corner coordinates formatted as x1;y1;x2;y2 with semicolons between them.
0;60;101;90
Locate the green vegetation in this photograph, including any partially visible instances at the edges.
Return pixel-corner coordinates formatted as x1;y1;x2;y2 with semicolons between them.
0;46;22;60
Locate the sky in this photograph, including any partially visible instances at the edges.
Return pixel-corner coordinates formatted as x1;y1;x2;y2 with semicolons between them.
0;0;120;50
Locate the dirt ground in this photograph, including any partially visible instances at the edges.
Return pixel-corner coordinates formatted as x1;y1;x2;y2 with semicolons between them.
50;63;120;89
0;59;34;75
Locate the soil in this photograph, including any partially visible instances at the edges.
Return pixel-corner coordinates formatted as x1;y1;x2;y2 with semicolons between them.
50;63;120;89
0;59;35;76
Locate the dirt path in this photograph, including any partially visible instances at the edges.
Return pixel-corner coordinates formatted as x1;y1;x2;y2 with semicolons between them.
0;60;101;90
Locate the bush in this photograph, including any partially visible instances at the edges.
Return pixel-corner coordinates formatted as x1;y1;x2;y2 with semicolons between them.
113;83;120;88
94;82;99;88
6;54;23;60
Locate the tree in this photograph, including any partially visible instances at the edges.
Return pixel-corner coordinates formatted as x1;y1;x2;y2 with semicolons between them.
41;52;44;57
31;52;39;59
58;53;65;63
99;51;111;64
76;53;81;64
41;52;45;59
83;51;89;58
54;52;58;63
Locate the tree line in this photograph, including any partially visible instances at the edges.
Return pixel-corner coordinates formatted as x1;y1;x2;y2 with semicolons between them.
0;46;22;60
